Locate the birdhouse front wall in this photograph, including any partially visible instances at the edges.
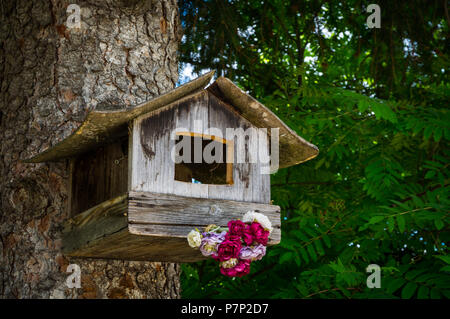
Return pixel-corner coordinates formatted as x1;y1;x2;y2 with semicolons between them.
30;73;321;262
129;90;271;204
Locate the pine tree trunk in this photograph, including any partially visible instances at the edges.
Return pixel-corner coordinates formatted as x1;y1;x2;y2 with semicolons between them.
0;0;182;298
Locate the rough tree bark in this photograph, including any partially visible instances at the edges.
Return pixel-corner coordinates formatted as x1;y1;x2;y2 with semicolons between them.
0;0;182;298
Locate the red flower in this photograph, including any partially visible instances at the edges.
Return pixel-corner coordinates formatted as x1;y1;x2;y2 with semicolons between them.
249;222;269;246
227;220;246;236
242;226;254;245
216;239;241;261
220;260;251;277
234;259;251;277
225;233;242;242
220;266;238;277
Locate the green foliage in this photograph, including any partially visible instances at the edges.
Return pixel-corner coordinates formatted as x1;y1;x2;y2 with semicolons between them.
179;0;449;298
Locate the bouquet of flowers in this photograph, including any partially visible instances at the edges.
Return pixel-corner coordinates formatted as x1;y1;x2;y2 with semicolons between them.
187;211;273;277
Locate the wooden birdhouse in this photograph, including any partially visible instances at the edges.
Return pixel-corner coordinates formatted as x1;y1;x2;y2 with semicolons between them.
25;71;318;262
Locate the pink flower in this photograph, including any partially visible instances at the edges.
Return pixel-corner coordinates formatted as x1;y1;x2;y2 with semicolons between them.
239;244;266;261
199;231;226;257
227;220;246;236
216;239;241;261
220;259;251;277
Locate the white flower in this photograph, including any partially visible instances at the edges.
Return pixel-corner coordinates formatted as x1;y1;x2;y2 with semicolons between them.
242;211;273;233
220;258;238;269
187;230;202;248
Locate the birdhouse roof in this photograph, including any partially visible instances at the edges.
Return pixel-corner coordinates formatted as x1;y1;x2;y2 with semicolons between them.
24;71;318;168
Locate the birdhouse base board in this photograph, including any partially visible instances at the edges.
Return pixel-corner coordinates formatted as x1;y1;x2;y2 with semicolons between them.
62;191;280;262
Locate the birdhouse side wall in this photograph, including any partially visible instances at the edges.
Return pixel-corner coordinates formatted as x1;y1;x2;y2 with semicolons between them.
69;137;129;216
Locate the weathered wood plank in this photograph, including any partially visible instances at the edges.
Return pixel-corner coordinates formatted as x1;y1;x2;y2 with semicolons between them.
172;92;210;198
65;229;206;262
130;91;212;198
255;129;272;203
62;194;128;254
128;191;280;228
208;92;253;202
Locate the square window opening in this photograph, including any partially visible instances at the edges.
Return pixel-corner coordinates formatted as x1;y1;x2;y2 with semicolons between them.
174;132;233;185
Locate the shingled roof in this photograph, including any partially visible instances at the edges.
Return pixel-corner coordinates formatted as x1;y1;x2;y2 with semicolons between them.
24;71;318;168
